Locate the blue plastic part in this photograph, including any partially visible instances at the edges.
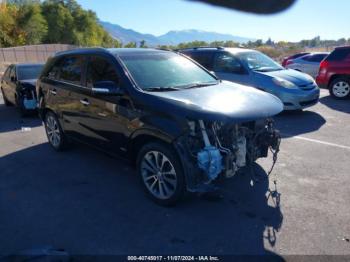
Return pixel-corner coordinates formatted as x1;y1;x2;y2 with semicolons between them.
23;98;37;110
197;146;223;180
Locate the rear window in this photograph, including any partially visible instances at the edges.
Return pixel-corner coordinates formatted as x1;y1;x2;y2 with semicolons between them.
185;51;214;70
291;53;309;59
17;65;44;80
302;54;328;63
326;48;350;62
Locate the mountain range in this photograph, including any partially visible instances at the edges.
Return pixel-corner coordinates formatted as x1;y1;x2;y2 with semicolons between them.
100;21;254;46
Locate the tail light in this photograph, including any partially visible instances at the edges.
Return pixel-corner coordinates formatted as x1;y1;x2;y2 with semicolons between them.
318;60;329;75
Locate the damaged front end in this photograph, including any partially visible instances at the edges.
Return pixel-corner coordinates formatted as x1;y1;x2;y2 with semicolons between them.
18;83;37;110
174;118;281;193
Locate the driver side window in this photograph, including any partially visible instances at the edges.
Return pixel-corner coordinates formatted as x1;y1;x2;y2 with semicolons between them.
214;53;243;74
87;56;119;88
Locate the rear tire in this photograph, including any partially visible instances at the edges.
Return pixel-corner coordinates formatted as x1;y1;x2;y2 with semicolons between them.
136;142;186;206
1;88;11;106
329;77;350;99
44;111;69;151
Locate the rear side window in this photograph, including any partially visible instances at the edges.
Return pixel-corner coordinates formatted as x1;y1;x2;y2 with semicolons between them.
303;54;328;62
213;53;242;73
327;48;350;62
185;51;214;70
86;56;119;88
59;56;84;85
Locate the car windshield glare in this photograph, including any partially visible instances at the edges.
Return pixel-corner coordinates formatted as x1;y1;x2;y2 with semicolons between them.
119;52;218;90
17;65;44;80
239;51;283;72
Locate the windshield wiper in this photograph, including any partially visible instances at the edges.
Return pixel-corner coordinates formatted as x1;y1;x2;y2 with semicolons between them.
143;86;180;92
180;81;218;89
254;67;282;72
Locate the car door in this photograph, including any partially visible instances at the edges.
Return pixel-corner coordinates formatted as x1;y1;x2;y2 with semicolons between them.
297;55;317;77
308;54;328;78
6;65;17;104
1;66;12;101
213;52;253;86
74;54;134;155
53;55;90;140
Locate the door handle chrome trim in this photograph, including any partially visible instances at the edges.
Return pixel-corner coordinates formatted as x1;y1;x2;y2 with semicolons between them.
80;99;90;106
50;89;57;95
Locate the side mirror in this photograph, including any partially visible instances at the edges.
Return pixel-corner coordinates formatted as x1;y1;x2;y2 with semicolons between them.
92;81;124;96
10;76;17;82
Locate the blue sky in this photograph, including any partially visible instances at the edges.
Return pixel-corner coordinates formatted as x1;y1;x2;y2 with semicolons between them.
77;0;349;42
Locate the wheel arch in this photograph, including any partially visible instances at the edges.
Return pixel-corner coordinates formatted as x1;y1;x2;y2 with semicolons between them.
328;74;350;88
128;129;177;165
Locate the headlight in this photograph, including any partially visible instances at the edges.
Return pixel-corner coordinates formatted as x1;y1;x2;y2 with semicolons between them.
272;77;297;89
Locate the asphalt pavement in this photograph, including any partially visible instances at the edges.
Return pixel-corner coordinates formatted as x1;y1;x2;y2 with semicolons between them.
0;89;349;259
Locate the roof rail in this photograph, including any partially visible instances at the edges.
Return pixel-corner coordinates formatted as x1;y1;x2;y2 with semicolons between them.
193;46;224;50
178;46;225;51
54;47;109;56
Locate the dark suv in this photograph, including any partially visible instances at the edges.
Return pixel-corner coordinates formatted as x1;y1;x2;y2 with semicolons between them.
37;48;282;205
316;46;350;99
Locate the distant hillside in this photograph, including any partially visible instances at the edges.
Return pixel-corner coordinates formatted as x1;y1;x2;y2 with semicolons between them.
158;29;253;45
100;21;254;46
100;21;161;46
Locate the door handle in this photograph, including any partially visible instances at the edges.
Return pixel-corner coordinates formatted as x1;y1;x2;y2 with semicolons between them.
80;99;90;106
50;89;57;95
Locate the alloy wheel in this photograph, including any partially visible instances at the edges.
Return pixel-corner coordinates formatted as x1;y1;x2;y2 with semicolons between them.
140;151;177;200
46;115;61;148
333;81;350;98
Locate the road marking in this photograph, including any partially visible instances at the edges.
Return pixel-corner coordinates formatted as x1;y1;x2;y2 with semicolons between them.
283;134;350;151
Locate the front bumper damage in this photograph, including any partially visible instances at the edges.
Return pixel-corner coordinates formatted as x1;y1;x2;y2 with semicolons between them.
173;118;281;193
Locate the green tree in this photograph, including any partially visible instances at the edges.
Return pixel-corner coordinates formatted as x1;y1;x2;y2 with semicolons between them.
124;42;137;48
140;40;147;48
17;2;47;45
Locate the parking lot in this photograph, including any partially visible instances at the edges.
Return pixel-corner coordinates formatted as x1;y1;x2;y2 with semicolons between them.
0;89;349;258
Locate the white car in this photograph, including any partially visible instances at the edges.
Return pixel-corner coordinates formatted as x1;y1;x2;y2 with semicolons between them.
286;52;329;79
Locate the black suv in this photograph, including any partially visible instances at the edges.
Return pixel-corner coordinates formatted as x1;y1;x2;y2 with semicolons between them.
37;48;283;205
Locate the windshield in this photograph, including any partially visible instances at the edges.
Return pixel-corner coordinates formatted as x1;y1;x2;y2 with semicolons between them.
119;52;218;91
17;65;44;80
238;51;283;72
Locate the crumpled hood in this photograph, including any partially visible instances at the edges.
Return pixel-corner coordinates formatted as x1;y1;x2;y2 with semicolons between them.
257;69;314;86
142;81;283;123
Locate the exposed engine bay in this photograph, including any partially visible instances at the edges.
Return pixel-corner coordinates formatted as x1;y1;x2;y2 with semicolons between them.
175;118;281;191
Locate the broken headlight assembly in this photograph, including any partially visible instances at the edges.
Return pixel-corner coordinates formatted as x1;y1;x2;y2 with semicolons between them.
182;118;281;186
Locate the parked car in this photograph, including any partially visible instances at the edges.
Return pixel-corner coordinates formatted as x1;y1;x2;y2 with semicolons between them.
281;52;310;67
1;63;44;115
285;52;329;79
37;48;283;205
316;46;350;99
180;47;320;111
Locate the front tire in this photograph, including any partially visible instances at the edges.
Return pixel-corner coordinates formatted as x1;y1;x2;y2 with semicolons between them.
136;142;185;206
329;77;350;99
44;111;68;151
